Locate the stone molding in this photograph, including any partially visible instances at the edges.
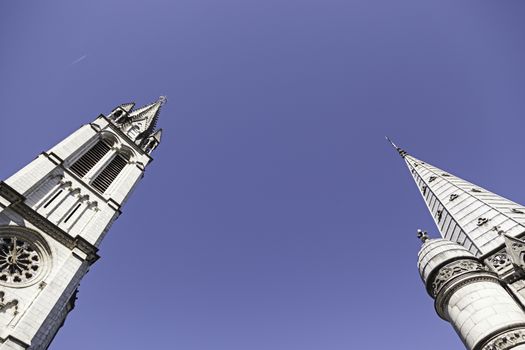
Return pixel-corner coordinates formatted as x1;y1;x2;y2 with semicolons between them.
429;258;500;320
435;272;500;320
430;259;486;297
480;327;525;350
0;182;99;264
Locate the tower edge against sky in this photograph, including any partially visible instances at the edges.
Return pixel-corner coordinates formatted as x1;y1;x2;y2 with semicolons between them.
391;140;525;350
0;98;164;349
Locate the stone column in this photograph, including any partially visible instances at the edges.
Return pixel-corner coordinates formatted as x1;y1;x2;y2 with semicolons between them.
418;239;525;350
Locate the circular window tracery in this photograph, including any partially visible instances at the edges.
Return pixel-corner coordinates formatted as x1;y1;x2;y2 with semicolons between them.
0;227;51;288
0;237;40;284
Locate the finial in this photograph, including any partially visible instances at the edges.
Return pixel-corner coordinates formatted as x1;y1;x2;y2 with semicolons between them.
417;229;429;243
385;136;407;158
158;96;167;106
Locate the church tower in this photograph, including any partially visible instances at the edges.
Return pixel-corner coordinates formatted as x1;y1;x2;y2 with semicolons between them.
0;98;165;349
390;139;525;350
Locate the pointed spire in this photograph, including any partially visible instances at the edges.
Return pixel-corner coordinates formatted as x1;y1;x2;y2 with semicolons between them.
109;102;135;121
385;136;407;158
151;129;162;143
113;96;166;147
142;129;163;154
398;149;525;257
119;103;135;114
128;97;165;134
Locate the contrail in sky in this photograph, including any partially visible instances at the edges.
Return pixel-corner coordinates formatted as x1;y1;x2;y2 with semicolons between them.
69;54;87;66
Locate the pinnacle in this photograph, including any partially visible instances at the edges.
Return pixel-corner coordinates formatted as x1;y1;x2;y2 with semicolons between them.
385;136;407;158
417;229;430;243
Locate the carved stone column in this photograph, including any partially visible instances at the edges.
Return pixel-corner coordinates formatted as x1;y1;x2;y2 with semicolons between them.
418;239;525;350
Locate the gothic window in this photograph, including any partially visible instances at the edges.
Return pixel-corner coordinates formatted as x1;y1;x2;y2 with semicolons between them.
43;189;63;209
0;228;50;287
127;126;140;140
64;203;82;223
69;140;112;178
91;153;129;193
0;237;40;284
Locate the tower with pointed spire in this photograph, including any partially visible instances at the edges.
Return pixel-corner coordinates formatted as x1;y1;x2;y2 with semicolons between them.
391;139;525;350
0;98;164;349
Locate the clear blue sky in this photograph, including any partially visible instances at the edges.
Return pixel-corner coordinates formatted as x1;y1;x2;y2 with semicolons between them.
2;1;525;349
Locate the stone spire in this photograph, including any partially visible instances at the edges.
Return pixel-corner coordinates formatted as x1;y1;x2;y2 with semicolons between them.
142;129;163;154
117;102;135;114
389;139;525;257
111;96;166;151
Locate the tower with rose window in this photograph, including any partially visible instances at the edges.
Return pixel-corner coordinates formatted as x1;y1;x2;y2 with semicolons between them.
0;97;164;349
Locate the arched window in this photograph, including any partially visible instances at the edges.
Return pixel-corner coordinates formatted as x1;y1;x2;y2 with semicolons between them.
91;153;129;193
113;110;123;118
69;139;112;178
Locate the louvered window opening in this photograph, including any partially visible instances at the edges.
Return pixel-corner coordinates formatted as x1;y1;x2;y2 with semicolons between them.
92;154;128;193
70;140;112;177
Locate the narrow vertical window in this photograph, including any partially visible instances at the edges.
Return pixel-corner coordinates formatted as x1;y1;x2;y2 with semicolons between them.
92;154;129;193
43;189;63;209
70;140;112;177
64;203;82;223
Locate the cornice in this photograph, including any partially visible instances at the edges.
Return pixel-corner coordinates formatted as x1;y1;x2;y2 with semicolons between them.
0;182;99;264
476;326;525;350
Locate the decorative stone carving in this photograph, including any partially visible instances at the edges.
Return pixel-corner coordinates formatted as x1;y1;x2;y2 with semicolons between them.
0;182;100;264
0;227;51;288
0;292;18;315
429;176;437;182
490;253;510;269
483;328;525;350
0;235;41;285
431;259;485;297
477;218;489;226
449;194;459;201
492;226;505;235
417;229;429;243
504;235;525;268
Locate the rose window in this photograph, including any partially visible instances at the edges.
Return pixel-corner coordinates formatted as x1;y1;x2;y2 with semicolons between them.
0;236;41;284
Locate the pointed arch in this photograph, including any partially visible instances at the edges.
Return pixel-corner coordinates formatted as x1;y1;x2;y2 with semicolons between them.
91;152;130;194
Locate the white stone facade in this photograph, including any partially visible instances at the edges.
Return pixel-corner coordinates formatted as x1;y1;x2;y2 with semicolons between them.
389;140;525;350
0;99;164;349
418;239;525;349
